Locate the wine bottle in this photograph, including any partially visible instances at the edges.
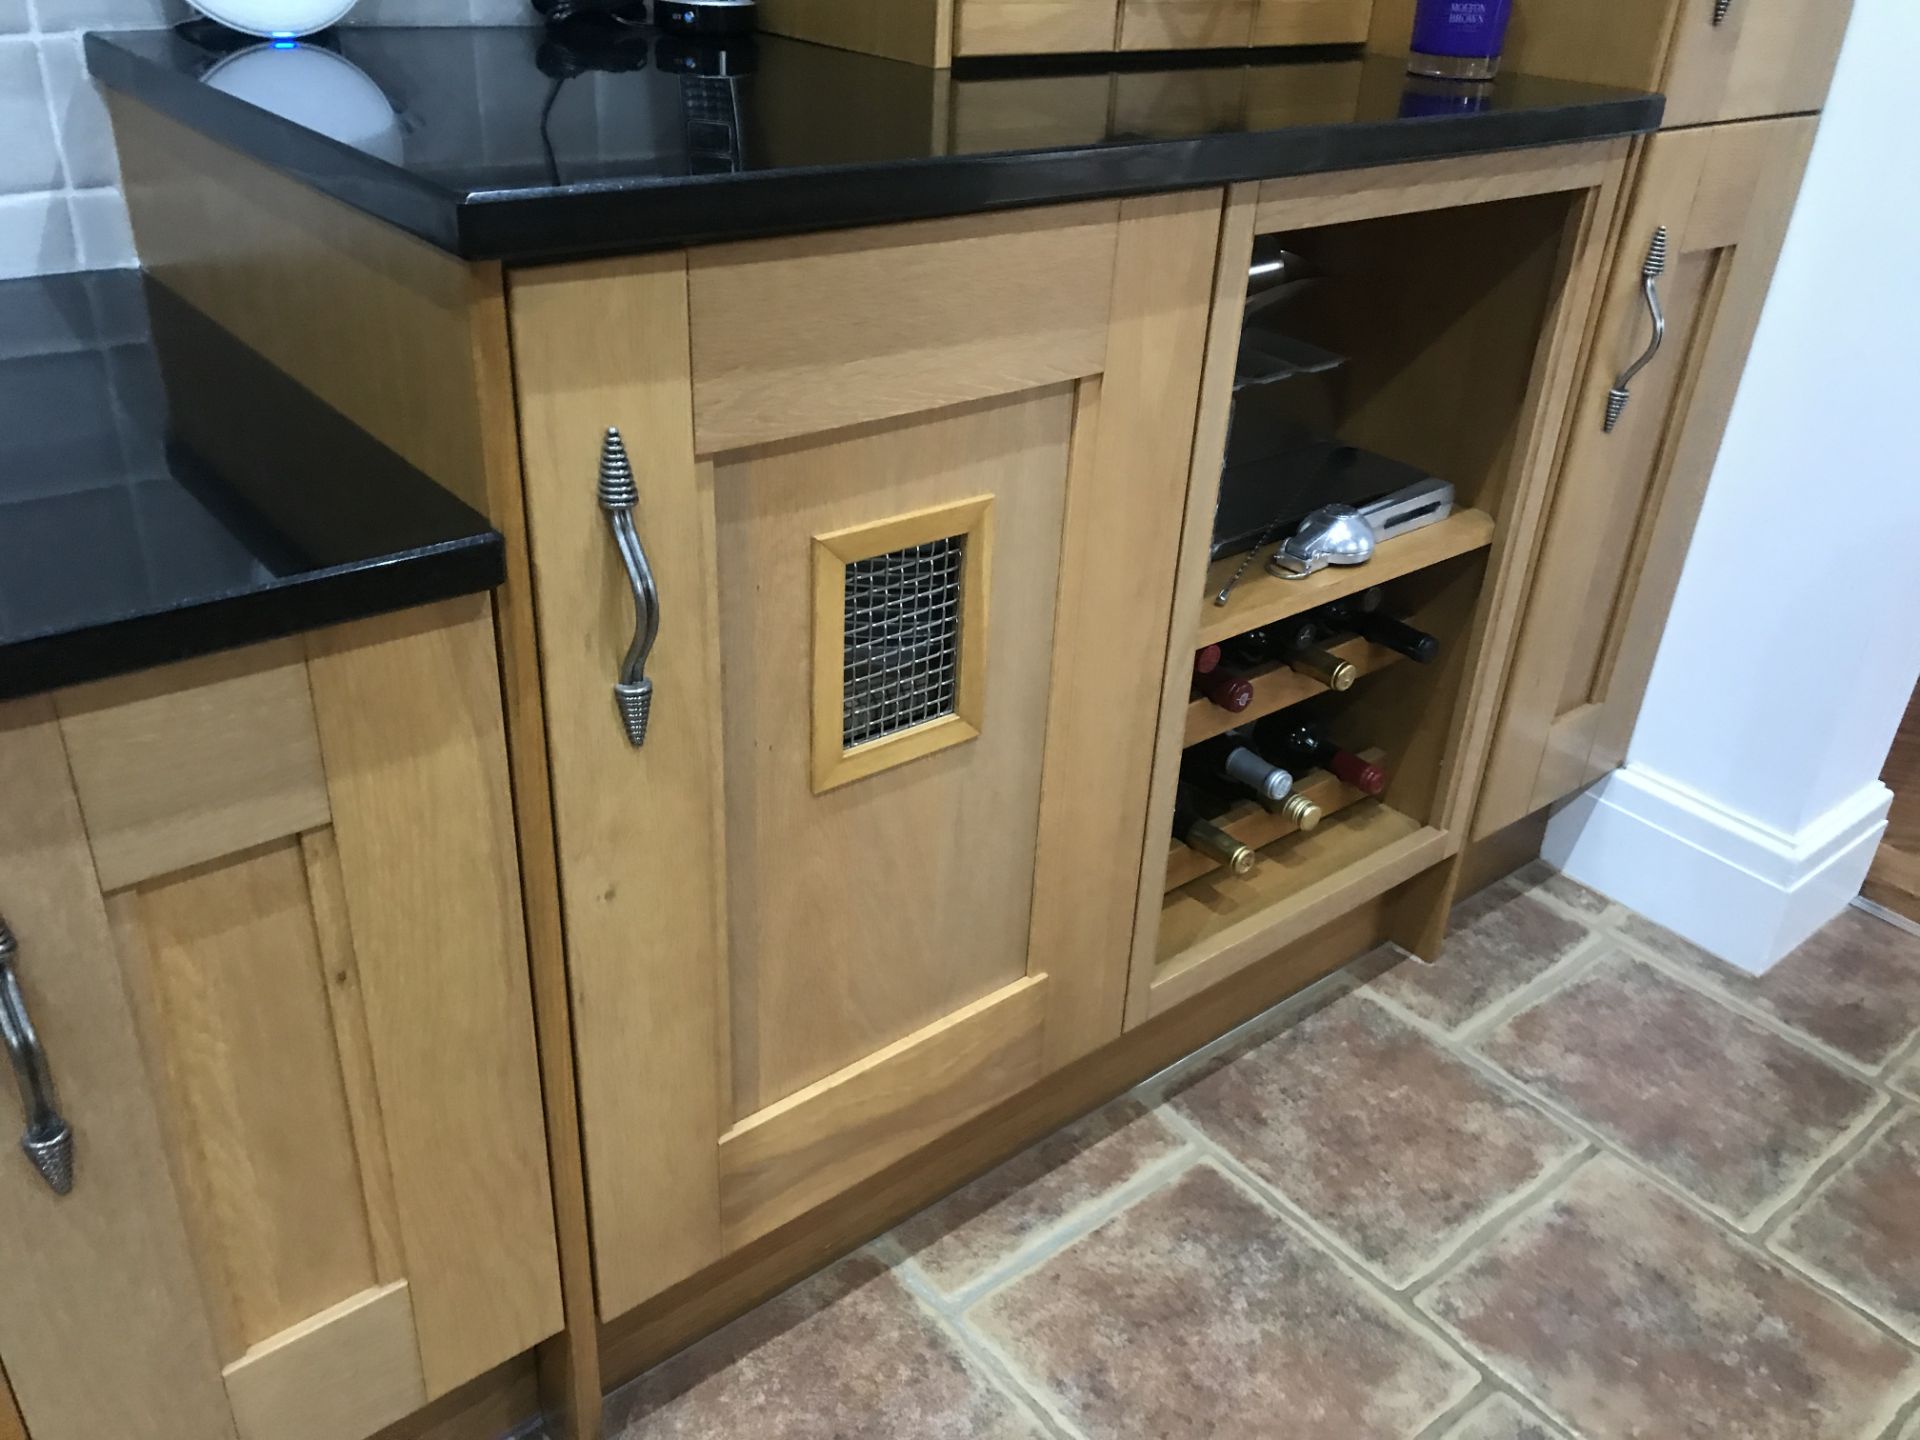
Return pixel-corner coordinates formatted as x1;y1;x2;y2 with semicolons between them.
1183;733;1295;804
1258;718;1389;797
1193;644;1223;676
1313;589;1438;664
1222;619;1358;692
1172;790;1255;875
1195;670;1254;712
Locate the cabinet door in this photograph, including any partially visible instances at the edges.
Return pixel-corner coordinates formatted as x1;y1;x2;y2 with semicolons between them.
1475;116;1817;838
1660;0;1853;128
0;602;561;1440
509;195;1221;1321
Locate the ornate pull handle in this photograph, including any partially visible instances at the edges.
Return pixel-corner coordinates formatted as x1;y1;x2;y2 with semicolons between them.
0;916;75;1196
597;428;660;747
1713;0;1733;24
1604;227;1670;433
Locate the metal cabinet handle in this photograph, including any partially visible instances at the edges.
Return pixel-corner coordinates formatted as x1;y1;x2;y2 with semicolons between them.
1713;0;1733;24
0;916;74;1195
1604;227;1670;433
597;427;660;747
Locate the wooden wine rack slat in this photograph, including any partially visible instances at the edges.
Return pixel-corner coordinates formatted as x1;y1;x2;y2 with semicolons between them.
1182;637;1402;748
1193;508;1495;649
1164;747;1388;892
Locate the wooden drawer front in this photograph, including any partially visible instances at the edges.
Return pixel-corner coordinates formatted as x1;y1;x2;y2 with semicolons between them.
1475;118;1818;837
511;192;1222;1322
955;0;1120;55
1376;0;1850;127
0;601;561;1440
687;204;1118;454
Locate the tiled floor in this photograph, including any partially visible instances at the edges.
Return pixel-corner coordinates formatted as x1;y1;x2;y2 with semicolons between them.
594;865;1920;1440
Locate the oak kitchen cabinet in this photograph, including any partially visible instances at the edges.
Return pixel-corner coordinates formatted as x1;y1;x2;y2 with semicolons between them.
1369;0;1853;128
508;194;1222;1322
1474;115;1819;836
0;601;562;1440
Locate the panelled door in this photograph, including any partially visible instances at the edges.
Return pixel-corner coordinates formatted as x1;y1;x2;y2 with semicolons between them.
510;194;1223;1321
0;601;562;1440
1474;116;1818;838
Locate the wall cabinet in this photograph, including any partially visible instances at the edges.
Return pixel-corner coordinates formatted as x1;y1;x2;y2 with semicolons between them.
1369;0;1851;128
1475;115;1818;837
0;600;561;1440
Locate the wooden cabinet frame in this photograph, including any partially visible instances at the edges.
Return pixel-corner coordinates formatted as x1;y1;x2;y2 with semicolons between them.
1475;116;1819;837
1126;143;1628;1020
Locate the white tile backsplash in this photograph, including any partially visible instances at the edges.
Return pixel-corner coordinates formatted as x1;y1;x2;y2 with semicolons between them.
1;0;531;280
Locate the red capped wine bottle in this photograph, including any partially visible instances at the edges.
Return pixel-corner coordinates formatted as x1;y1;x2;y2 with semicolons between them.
1195;670;1254;712
1257;718;1389;797
1193;644;1223;675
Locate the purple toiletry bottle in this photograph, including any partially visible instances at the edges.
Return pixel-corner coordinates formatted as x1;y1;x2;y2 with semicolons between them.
1407;0;1514;81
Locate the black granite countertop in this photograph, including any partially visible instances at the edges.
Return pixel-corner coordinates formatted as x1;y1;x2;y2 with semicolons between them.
86;25;1662;263
0;270;502;700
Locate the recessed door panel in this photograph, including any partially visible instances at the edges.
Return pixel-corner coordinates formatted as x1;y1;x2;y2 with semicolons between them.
715;389;1073;1117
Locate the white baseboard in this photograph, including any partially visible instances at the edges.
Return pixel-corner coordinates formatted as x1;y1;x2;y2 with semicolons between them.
1543;765;1891;975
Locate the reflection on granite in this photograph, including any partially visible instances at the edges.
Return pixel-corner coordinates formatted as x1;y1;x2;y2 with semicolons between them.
0;270;501;700
86;26;1662;260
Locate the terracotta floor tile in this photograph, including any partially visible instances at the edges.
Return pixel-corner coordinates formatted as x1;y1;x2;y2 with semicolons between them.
1622;907;1920;1068
1478;948;1880;1223
1439;1393;1566;1440
1171;993;1581;1285
606;1252;1042;1439
1774;1108;1920;1343
1369;875;1592;1031
1512;859;1612;919
1423;1156;1920;1440
970;1163;1475;1439
890;1098;1186;1296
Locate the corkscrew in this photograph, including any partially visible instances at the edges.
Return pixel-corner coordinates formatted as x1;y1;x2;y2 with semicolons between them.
597;427;660;747
1;916;74;1196
1604;226;1669;433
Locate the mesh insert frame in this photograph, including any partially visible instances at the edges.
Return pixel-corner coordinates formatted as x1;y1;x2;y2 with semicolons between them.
840;535;966;750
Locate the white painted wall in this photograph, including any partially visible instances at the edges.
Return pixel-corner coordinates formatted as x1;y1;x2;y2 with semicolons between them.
1546;0;1920;972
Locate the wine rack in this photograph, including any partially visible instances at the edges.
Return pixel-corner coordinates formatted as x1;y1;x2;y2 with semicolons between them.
1127;186;1589;1029
1165;748;1388;889
1184;637;1400;747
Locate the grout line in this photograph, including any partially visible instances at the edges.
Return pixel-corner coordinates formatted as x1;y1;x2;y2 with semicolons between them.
1853;894;1920;941
1445;929;1617;1049
1404;1141;1598;1301
1876;1385;1920;1440
933;1143;1202;1313
1754;1097;1904;1247
1191;1154;1488;1424
1609;925;1913;1082
1406;1380;1497;1440
1125;958;1372;1104
895;1258;1089;1440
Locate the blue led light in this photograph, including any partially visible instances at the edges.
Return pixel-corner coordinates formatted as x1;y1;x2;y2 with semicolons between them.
271;38;298;46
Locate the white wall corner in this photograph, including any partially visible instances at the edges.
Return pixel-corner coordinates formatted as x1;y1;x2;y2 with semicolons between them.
1543;765;1891;975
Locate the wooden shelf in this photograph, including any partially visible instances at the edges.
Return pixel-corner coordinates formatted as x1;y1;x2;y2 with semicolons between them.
1184;638;1402;748
1151;801;1451;1017
1165;750;1388;892
1194;508;1495;650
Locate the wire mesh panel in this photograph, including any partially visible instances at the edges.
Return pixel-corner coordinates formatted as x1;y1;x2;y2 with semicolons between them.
842;536;966;748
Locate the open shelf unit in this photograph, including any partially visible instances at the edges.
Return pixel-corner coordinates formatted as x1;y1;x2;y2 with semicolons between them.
1127;177;1599;1028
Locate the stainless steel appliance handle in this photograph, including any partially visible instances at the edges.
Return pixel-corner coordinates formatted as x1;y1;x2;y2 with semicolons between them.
1713;0;1733;24
597;427;660;747
0;916;75;1195
1604;227;1670;433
